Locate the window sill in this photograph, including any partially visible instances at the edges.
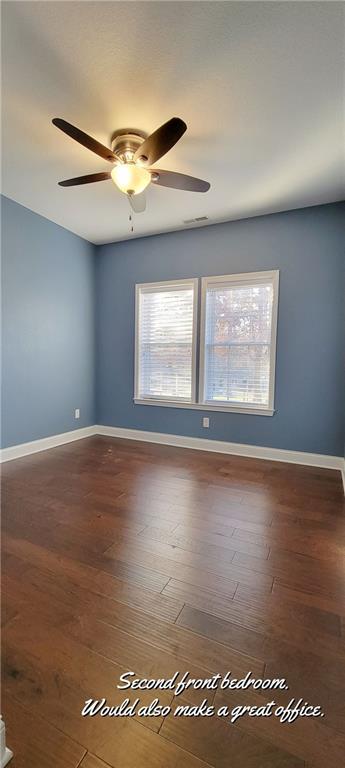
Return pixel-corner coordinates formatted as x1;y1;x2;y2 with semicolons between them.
134;399;275;416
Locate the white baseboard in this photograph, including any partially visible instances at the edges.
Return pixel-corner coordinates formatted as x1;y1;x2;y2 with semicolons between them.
95;425;343;472
0;426;96;463
342;461;345;494
0;748;13;768
0;424;343;477
0;716;13;767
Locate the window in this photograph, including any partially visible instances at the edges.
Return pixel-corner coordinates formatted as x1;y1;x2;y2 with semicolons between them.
135;270;279;415
135;279;198;403
199;271;279;412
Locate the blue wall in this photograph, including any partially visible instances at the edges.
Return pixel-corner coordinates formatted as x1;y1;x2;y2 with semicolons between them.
96;203;345;456
1;196;96;448
2;197;344;455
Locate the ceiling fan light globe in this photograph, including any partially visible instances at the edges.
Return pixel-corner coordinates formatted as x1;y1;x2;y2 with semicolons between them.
111;163;151;195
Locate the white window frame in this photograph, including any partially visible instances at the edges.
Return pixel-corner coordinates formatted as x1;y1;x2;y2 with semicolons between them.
134;278;199;405
199;270;279;415
134;270;279;416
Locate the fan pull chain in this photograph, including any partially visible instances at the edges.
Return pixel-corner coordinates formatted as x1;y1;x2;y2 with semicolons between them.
129;213;134;234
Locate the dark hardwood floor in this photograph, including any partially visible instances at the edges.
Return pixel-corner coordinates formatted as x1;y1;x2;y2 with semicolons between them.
1;435;345;767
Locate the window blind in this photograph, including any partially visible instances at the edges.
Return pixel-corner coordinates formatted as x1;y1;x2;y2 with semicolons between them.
136;282;196;402
202;279;274;407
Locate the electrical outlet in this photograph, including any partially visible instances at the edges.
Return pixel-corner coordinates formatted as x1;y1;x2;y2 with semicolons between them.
202;417;209;428
74;408;80;419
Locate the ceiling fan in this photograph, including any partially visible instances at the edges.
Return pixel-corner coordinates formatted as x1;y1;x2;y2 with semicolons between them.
52;117;210;213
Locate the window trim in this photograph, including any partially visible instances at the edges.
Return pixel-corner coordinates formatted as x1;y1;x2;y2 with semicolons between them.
133;398;274;416
198;270;279;413
134;277;199;404
134;270;279;416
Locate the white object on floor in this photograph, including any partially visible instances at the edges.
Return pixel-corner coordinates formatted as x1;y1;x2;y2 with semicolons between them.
0;717;13;767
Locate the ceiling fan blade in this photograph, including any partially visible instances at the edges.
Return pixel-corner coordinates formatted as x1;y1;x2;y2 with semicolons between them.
151;169;210;192
58;171;111;187
127;192;146;213
52;118;116;162
134;118;187;166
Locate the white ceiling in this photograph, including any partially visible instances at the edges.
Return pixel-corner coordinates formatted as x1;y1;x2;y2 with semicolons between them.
2;1;344;244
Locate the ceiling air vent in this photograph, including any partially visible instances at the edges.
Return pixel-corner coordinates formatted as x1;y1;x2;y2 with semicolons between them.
183;216;208;224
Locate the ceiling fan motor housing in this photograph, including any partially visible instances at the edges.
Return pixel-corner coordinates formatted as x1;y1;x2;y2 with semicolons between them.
111;130;147;164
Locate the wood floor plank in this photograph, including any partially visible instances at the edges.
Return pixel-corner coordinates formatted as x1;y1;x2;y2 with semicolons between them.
231;524;345;563
172;578;341;644
161;697;304;768
162;578;238;618
64;614;219;706
177;604;272;661
271;581;345;619
80;756;111;768
3;560;263;679
2;536;181;622
177;602;345;663
174;518;273;538
2;694;86;768
214;687;345;768
3;645;212;768
3;531;170;593
2;572;76;628
233;583;341;636
139;524;270;560
3;615;173;734
2;435;344;767
232;549;345;600
105;536;236;575
5;560;181;630
59;580;264;677
104;541;274;593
